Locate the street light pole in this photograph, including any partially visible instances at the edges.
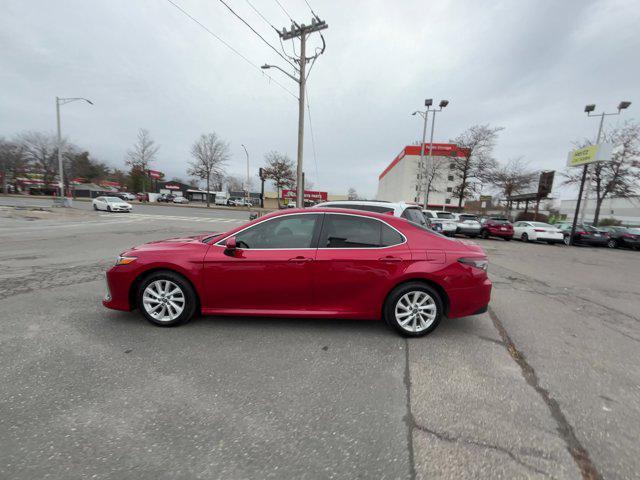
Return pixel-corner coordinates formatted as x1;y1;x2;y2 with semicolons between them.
579;112;606;223
569;101;631;244
241;144;250;205
55;96;93;202
412;99;448;209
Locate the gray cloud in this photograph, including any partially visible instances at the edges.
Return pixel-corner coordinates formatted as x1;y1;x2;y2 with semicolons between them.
1;0;638;198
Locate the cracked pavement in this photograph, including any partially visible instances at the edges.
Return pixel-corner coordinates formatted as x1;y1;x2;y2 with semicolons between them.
1;199;639;479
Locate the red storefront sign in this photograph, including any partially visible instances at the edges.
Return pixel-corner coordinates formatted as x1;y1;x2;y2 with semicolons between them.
148;170;164;179
164;184;181;190
282;189;328;201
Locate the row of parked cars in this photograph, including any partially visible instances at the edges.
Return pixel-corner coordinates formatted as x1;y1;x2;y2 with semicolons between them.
313;200;640;250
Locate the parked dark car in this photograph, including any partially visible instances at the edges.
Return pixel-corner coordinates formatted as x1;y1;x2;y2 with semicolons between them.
158;194;176;203
480;218;513;240
557;223;608;246
598;226;640;250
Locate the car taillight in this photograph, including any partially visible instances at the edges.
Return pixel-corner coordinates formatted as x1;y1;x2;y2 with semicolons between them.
576;231;587;235
458;257;488;271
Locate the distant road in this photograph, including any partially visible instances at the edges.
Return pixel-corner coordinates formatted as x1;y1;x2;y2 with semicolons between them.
0;195;252;220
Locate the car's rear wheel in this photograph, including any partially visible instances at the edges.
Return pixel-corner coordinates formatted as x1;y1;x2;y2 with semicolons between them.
107;205;111;212
504;237;512;241
384;282;443;337
563;235;571;246
481;230;490;239
607;239;618;249
93;204;98;210
137;271;196;327
521;233;529;242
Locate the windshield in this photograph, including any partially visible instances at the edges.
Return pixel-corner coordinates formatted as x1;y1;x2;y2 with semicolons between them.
460;215;478;221
436;212;455;219
490;219;510;224
628;228;640;234
530;222;552;227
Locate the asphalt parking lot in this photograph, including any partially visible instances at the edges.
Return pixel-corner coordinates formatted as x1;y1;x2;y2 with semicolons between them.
1;199;639;479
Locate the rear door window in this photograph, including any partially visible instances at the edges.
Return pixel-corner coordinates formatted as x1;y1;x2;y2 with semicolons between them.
319;214;404;248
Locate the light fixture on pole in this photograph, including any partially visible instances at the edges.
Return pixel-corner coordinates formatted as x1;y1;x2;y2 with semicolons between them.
569;100;631;243
55;96;93;204
412;98;449;209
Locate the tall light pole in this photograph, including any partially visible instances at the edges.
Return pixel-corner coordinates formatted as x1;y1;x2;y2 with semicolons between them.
412;99;449;208
55;96;93;201
579;101;631;223
241;144;250;205
569;101;631;244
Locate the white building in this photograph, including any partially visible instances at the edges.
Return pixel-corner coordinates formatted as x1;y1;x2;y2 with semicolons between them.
560;196;640;225
376;143;469;208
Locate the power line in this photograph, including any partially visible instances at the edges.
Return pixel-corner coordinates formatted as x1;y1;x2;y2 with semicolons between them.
244;0;279;33
165;0;297;99
302;0;320;20
216;0;298;71
273;0;296;24
305;87;319;183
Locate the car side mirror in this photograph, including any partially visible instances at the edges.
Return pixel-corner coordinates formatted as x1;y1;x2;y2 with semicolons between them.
225;236;237;251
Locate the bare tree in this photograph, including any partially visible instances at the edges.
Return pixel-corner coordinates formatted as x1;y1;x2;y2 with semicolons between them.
488;157;537;215
450;125;503;206
347;187;359;200
0;137;26;194
17;131;60;189
187;132;230;207
262;151;295;208
225;174;245;192
418;159;447;206
125;129;159;193
563;121;640;226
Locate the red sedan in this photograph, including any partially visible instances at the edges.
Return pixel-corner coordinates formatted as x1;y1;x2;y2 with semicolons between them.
103;208;492;337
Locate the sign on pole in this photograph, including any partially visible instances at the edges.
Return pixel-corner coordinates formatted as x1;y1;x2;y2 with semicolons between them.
566;143;613;167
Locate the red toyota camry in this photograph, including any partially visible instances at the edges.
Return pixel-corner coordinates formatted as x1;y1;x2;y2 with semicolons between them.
103;208;492;337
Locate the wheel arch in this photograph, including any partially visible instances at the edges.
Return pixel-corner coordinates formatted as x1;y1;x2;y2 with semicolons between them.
129;267;201;312
383;277;450;318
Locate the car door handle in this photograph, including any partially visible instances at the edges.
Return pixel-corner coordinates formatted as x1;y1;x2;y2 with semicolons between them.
379;256;402;263
289;256;313;262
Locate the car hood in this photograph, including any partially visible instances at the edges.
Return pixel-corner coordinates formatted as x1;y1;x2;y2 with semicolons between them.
126;234;215;252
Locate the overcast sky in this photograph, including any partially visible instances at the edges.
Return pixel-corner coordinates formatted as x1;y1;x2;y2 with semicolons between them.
2;0;639;198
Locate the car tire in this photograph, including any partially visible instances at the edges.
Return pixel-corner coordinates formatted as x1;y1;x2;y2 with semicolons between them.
504;237;512;241
521;233;529;242
383;282;443;337
481;230;490;239
137;271;197;327
607;239;618;249
107;205;111;212
547;241;555;245
563;236;571;246
93;204;98;211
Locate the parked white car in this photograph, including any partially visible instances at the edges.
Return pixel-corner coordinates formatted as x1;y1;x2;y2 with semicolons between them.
117;192;136;201
513;221;564;244
454;213;482;237
314;200;428;227
423;210;458;236
92;196;132;212
173;196;189;204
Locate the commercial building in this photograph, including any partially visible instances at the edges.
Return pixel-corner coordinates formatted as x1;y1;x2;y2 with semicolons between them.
560;196;640;225
376;143;470;208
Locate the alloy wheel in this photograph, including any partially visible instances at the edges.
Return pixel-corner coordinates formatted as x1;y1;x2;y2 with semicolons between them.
607;239;617;249
142;280;185;322
394;291;437;333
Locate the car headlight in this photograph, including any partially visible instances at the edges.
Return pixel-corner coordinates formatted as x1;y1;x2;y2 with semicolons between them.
115;256;137;266
458;257;488;271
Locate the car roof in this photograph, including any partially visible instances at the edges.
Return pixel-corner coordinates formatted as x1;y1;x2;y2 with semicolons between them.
315;200;420;209
258;207;405;223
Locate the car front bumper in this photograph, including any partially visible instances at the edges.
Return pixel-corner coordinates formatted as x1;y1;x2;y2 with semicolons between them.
102;267;133;311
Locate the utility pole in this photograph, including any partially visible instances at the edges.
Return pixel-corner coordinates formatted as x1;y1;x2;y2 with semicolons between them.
55;96;93;204
579;112;605;223
241;144;250;205
262;17;327;208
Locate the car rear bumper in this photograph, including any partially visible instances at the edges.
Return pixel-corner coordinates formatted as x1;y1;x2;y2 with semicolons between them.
488;230;513;237
447;278;492;318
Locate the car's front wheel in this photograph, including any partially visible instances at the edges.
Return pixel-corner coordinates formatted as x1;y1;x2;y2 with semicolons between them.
521;233;529;242
563;235;571;246
481;230;490;239
384;282;443;337
93;204;98;210
607;239;618;249
137;271;197;327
